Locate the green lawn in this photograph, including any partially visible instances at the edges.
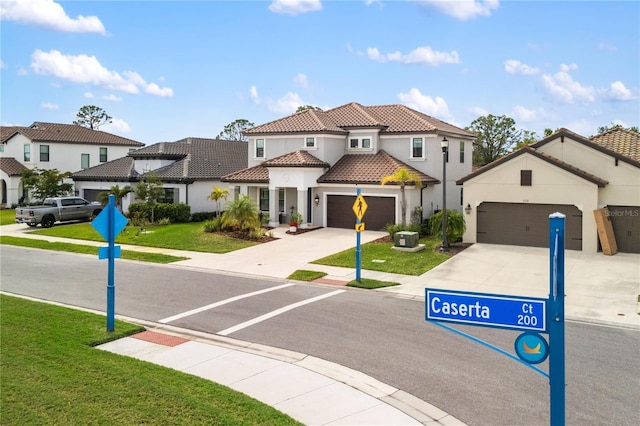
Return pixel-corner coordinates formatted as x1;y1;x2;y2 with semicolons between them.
0;209;15;225
31;222;258;253
312;235;450;276
0;295;301;425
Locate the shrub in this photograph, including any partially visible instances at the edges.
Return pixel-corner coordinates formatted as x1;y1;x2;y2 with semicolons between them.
428;210;466;244
128;202;191;224
191;211;218;222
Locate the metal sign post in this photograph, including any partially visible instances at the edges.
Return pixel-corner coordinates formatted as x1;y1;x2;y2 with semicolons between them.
91;194;128;332
549;213;566;426
352;189;367;282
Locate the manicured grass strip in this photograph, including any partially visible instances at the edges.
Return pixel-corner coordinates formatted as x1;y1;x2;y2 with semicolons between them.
312;236;450;275
287;270;328;281
0;295;302;426
32;222;258;253
0;209;15;225
0;236;189;264
347;278;400;289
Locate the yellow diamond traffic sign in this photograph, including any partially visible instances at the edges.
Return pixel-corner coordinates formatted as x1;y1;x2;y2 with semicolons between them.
352;194;368;220
355;222;365;232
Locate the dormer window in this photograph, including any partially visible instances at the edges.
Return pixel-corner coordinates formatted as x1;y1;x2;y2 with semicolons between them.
255;139;265;158
349;137;372;150
305;137;316;148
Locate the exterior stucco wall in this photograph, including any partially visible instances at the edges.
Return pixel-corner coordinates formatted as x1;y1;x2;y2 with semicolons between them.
461;154;600;252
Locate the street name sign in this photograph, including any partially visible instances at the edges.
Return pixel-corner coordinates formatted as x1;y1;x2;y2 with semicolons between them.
425;289;547;332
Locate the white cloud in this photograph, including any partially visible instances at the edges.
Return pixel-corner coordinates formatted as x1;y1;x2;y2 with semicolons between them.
541;71;596;104
396;88;451;120
40;102;59;110
267;92;304;114
600;81;637;101
416;0;499;21
249;85;260;104
84;91;94;98
0;0;106;34
468;106;489;117
511;105;547;122
103;94;122;102
30;49;173;96
504;59;539;75
559;63;577;72
293;73;308;88
367;46;461;66
102;118;131;134
268;0;322;16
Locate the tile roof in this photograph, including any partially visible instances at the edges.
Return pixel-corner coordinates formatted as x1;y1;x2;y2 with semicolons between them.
73;138;247;182
262;150;330;168
534;127;640;169
317;150;439;185
590;127;640;162
0;157;28;176
456;145;608;187
244;102;475;138
221;165;269;183
0;122;144;147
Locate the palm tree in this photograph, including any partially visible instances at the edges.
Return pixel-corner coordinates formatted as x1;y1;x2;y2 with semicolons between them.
207;186;229;216
222;195;260;233
381;168;423;226
97;185;133;212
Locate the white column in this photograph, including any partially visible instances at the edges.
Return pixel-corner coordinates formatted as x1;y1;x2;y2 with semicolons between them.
268;188;279;227
297;189;307;228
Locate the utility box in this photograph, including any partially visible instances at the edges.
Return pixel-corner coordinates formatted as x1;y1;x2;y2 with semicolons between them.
393;231;419;248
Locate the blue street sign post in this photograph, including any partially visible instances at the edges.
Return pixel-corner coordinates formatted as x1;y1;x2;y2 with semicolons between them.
425;213;566;426
425;289;547;332
354;188;362;282
91;194;128;332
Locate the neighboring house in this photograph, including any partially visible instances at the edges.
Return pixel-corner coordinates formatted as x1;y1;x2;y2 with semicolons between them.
457;127;640;253
0;122;144;206
222;102;476;230
73;137;248;213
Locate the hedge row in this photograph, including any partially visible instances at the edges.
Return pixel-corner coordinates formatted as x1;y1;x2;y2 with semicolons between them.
128;202;191;223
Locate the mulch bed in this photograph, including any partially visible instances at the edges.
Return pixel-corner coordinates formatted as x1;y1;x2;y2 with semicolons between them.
217;230;279;243
370;235;471;256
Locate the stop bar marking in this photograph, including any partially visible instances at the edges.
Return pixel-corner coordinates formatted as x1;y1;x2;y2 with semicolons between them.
158;283;295;324
217;289;346;336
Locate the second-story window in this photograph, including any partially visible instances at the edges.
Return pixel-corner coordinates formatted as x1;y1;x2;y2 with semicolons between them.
459;141;465;163
40;145;50;162
23;144;30;162
348;137;372;150
81;154;90;169
255;139;265;158
305;137;316;148
412;138;423;158
100;147;108;162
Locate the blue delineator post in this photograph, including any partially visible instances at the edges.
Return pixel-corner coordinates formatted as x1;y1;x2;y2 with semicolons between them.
355;188;362;282
549;213;566;426
106;195;116;332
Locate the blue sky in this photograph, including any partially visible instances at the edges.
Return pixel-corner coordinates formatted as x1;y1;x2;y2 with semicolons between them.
1;0;638;145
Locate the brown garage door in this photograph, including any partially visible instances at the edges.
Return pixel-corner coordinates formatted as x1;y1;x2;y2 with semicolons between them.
477;202;583;250
606;206;640;253
327;195;394;231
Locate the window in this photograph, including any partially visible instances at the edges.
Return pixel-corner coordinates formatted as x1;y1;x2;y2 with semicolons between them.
521;170;532;186
278;188;285;213
0;145;4;152
305;137;316;148
348;137;372;150
23;144;30;162
459;141;465;163
81;154;90;169
255;139;265;158
40;145;49;162
412;138;423;158
160;188;175;204
99;147;108;162
259;188;269;211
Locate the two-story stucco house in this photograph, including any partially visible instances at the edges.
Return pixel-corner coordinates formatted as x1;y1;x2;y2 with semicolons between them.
0;122;144;206
73;137;248;213
457;127;640;253
222;102;476;230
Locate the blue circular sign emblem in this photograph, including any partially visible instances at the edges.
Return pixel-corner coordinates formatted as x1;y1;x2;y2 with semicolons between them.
514;332;549;364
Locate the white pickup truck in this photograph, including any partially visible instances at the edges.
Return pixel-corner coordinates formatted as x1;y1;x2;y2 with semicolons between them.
15;197;103;228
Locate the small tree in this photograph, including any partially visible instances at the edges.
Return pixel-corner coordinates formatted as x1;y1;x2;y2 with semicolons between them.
216;119;254;142
381;168;423;226
296;105;323;113
222;195;260;234
98;185;133;212
20;168;73;203
428;210;466;245
207;186;229;215
73;105;112;130
466;114;522;167
134;173;164;223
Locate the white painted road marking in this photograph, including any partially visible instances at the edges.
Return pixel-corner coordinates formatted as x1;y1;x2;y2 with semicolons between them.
217;289;346;336
158;283;295;324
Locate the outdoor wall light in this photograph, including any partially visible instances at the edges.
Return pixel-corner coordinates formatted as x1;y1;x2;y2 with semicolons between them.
465;203;472;214
314;194;320;206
